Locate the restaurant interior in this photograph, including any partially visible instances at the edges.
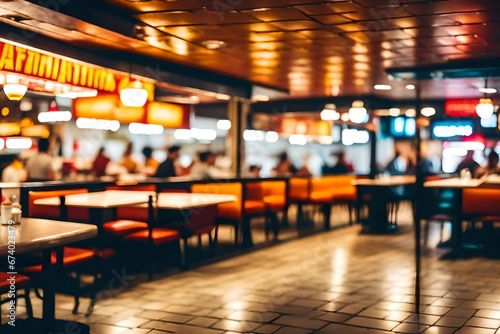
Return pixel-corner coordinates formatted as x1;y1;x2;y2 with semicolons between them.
1;1;500;333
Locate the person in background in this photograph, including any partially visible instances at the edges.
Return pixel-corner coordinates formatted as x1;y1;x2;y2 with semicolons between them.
273;152;298;176
154;145;181;178
142;146;159;170
120;142;138;173
249;165;261;178
26;138;56;181
386;150;407;175
455;150;479;175
474;150;500;178
2;154;27;200
190;151;215;179
92;147;111;178
327;151;354;175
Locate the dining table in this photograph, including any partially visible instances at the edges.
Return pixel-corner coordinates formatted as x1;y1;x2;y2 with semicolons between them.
353;175;416;234
423;177;486;247
0;218;97;334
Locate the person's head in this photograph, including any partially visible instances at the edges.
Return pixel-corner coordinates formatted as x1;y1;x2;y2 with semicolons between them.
38;138;50;153
278;152;288;162
488;151;499;168
168;145;181;160
465;150;474;160
142;146;153;159
337;151;345;161
249;165;261;176
97;147;106;156
198;151;211;163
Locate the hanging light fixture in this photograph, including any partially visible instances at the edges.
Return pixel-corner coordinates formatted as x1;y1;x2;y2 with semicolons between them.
476;78;495;119
320;103;339;121
3;83;28;101
120;80;148;107
349;100;367;124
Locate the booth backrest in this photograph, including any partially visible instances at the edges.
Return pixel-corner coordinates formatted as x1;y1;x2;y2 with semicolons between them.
246;182;264;201
29;188;89;221
105;184;157;192
191;182;242;220
289;177;310;201
463;188;500;217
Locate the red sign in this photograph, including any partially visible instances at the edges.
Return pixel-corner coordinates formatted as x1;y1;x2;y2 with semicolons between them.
445;100;478;117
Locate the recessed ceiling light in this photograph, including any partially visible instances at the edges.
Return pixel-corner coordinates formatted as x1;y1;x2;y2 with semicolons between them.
374;84;392;90
190;95;199;101
389;108;400;117
479;87;497;94
215;93;231;100
406;84;416;90
421;107;436;117
252;94;270;102
405;109;416;117
201;40;225;50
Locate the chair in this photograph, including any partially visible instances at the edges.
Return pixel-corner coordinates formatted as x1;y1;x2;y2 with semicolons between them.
191;182;243;245
463;188;500;250
101;184;156;236
0;272;33;319
122;195;181;280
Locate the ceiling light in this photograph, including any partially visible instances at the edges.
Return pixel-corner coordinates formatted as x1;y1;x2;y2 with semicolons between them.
6;137;32;150
38;111;72;123
253;94;270;102
374;84;392;91
421;107;436;117
479;87;497;94
190;95;199;102
320;103;340;121
56;90;98;99
76;118;120;131
476;98;494;119
289;134;307;146
201;40;225;50
120;80;148;107
389;108;400;117
405;108;416;117
340;113;350;122
215;93;231;100
406;84;416;90
217;119;231;130
3;83;28;100
129;123;164;135
265;131;279;143
19;99;33;111
349;100;367;124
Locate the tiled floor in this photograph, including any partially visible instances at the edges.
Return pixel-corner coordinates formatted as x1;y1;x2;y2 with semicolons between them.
4;205;500;333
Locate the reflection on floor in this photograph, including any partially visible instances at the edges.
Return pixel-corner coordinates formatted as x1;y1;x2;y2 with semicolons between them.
3;203;500;333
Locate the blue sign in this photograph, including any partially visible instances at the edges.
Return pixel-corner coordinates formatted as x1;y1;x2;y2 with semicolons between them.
431;120;474;138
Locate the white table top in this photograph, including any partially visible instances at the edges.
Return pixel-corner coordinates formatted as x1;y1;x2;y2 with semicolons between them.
34;190;155;208
483;175;500;185
156;193;236;209
353;175;416;187
424;177;485;189
0;218;97;255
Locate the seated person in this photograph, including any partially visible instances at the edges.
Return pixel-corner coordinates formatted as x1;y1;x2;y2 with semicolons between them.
475;151;500;178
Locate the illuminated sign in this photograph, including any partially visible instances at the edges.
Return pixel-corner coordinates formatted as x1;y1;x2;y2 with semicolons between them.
0;41;154;96
342;129;369;145
445;100;478;117
431;120;474;138
73;95;190;128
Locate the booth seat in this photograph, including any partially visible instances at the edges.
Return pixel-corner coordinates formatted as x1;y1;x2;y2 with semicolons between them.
28;188;89;221
191;182;243;244
288;177;310;203
262;180;287;213
0;272;33;318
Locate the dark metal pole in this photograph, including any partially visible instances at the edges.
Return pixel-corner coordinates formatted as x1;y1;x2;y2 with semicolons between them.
414;85;422;314
236;100;243;178
369;130;377;179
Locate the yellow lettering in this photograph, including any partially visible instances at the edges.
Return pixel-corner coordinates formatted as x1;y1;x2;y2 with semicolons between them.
81;66;88;87
87;67;94;88
99;70;107;90
14;47;26;72
24;50;35;75
57;60;67;83
73;63;80;86
32;52;40;76
51;57;60;80
0;44;15;71
66;61;72;83
39;55;54;79
104;73;116;92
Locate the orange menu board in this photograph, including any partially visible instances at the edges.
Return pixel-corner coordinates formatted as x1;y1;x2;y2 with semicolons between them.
73;95;190;128
0;40;154;96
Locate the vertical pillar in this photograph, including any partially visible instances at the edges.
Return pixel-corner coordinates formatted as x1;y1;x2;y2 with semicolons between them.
226;98;249;177
414;85;422;314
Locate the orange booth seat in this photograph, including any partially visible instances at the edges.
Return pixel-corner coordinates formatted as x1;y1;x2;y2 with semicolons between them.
28;188;90;221
245;182;267;215
262;180;287;213
463;188;500;220
289;177;310;203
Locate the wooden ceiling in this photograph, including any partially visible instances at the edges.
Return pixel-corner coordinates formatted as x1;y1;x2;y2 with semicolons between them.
3;0;500;100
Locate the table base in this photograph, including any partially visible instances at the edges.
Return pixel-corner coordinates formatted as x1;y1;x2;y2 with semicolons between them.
361;223;399;234
1;318;90;334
